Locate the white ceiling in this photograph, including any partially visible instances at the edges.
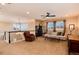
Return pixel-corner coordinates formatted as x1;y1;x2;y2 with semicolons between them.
0;3;79;22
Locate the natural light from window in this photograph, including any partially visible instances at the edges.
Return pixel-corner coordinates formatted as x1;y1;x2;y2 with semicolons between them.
13;23;28;31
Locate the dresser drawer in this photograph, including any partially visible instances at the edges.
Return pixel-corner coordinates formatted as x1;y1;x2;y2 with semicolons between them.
69;40;79;53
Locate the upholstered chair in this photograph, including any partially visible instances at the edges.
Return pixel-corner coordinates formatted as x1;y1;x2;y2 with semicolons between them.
23;31;35;42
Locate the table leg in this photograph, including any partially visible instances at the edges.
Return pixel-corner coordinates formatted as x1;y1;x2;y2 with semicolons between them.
3;32;5;40
9;32;11;44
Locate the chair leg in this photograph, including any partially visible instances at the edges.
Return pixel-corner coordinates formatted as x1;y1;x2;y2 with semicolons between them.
45;37;47;40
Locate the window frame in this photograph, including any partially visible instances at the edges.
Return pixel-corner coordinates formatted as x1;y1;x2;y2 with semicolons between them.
46;20;66;35
13;23;28;31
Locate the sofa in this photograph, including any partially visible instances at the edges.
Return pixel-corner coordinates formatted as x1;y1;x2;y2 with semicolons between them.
44;31;66;40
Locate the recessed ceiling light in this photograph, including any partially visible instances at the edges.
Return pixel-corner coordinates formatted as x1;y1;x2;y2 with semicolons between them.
26;12;30;14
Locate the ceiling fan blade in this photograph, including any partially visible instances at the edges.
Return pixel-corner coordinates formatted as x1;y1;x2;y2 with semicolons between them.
46;15;56;17
50;15;56;17
41;12;56;19
7;3;12;4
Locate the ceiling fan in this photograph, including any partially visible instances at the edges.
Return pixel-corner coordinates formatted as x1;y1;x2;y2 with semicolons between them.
41;12;56;18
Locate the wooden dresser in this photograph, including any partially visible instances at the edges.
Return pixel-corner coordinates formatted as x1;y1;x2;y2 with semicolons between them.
68;35;79;54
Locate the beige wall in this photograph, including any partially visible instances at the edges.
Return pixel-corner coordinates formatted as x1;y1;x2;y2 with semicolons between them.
0;19;35;34
65;17;78;34
0;22;11;31
65;16;79;40
0;14;35;34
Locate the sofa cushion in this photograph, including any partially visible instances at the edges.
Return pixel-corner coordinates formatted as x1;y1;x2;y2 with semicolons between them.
51;32;57;35
57;32;64;36
57;32;62;35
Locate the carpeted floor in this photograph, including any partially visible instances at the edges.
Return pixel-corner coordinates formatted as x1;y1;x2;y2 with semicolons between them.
0;37;68;55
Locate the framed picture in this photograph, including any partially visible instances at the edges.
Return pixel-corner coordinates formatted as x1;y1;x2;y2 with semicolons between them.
69;24;75;31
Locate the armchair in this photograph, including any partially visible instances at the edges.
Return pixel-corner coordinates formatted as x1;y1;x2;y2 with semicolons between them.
23;31;35;42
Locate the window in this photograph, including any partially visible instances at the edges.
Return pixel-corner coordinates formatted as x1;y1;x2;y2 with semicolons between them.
13;23;28;31
56;21;64;32
47;20;65;33
47;22;54;32
47;22;54;29
56;21;64;28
